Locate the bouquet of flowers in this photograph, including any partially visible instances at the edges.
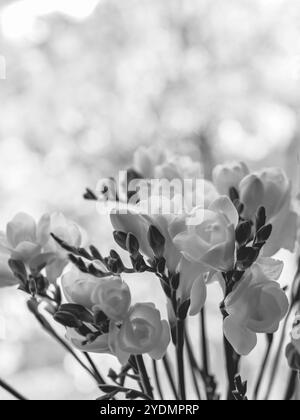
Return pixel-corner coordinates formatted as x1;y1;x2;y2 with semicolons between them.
0;146;300;401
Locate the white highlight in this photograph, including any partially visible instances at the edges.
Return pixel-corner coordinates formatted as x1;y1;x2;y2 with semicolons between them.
0;55;6;79
0;0;101;40
0;316;6;340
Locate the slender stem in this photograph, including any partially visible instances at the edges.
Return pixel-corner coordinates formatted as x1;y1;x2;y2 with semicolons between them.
136;355;154;399
83;353;106;384
264;306;292;400
284;370;298;401
200;308;210;377
185;337;202;400
223;334;241;400
163;355;179;399
176;319;186;400
253;334;273;400
152;360;164;400
28;302;101;384
0;378;28;400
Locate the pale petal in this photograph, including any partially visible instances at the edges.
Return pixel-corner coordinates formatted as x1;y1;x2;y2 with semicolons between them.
255;257;284;281
7;213;37;248
0;254;19;288
66;328;110;353
178;257;206;302
37;214;51;246
209;196;239;228
109;322;130;365
110;211;153;257
148;320;171;360
189;275;207;316
11;242;41;263
224;316;257;356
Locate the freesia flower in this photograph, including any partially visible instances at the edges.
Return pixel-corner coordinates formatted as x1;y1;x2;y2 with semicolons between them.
213;162;249;195
0;254;19;288
239;167;297;256
223;261;289;355
61;269;100;308
174;196;238;272
91;277;131;321
134;145;203;181
0;212;50;263
115;303;170;362
62;269;131;322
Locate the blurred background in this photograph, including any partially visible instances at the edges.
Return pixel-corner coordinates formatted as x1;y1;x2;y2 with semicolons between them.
0;0;299;400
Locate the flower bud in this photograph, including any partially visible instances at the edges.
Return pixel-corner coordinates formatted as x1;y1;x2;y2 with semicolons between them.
91;277;131;321
148;225;165;259
213;162;249;195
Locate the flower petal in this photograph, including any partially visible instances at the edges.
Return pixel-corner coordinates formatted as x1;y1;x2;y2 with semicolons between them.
6;213;37;248
209;196;239;228
224;316;257;356
148;320;171;360
189;275;207;316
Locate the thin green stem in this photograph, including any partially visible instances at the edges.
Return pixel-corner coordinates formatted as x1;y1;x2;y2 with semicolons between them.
152;360;164;400
253;334;273;400
162;355;179;399
200;308;210;377
264;306;292;400
176;319;186;400
185;335;202;400
136;355;154;399
284;370;298;401
83;353;106;384
0;378;28;400
223;334;241;400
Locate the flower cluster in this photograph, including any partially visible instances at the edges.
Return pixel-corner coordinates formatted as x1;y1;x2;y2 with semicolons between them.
0;146;299;401
60;270;170;364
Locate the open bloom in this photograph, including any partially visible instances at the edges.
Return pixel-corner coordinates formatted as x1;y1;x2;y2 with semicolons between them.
44;213;82;282
91;277;131;321
0;212;50;263
115;303;170;362
134;145;202;181
213;162;249;195
0;254;19;288
239;167;297;256
174;196;238;272
61;269;100;308
224;260;289;355
62;269;130;322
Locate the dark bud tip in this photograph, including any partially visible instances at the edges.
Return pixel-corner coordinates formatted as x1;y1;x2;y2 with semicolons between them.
113;231;128;251
156;257;166;275
256;224;272;243
235;221;252;245
126;233;140;256
229;187;240;202
237;246;259;268
256;206;267;231
171;273;180;290
178;299;191;320
148;225;165;258
54;311;82;328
